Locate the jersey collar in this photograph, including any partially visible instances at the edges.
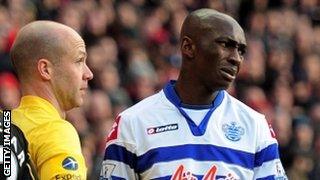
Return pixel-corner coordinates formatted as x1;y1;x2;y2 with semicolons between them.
163;80;224;136
19;95;61;120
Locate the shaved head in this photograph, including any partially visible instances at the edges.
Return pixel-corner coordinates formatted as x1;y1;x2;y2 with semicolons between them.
10;21;82;81
176;8;247;99
180;8;244;46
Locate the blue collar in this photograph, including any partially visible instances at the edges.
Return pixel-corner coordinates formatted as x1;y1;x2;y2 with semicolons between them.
163;80;224;136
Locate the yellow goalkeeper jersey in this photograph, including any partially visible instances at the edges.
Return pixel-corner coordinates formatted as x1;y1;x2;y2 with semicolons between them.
12;96;87;179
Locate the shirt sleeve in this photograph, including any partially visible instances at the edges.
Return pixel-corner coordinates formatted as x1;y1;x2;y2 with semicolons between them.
31;121;87;179
100;115;138;179
253;117;287;180
40;153;86;180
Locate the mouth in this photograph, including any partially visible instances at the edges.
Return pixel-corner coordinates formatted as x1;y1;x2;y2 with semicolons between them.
220;67;237;81
80;86;88;92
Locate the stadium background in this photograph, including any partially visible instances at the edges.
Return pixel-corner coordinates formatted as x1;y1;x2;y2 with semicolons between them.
0;0;319;179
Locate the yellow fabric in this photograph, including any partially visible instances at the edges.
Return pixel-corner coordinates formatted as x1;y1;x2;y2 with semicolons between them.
12;96;87;179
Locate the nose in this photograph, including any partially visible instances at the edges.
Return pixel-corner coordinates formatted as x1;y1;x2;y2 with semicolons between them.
227;48;242;67
83;64;93;80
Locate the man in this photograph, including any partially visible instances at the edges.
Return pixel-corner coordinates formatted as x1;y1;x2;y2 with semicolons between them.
100;9;287;179
1;110;38;180
10;21;93;179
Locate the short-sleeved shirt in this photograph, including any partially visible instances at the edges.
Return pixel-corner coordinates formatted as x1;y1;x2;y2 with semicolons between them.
12;96;86;179
100;80;287;179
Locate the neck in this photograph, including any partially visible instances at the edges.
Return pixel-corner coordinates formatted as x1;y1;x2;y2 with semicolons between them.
21;82;66;119
174;76;218;105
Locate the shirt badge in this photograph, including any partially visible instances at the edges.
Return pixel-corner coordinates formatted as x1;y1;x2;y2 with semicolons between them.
62;156;78;170
222;122;244;141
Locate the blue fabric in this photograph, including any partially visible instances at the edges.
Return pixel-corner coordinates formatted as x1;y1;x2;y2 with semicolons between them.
256;175;276;180
103;144;138;171
254;143;279;167
163;80;224;136
105;142;280;173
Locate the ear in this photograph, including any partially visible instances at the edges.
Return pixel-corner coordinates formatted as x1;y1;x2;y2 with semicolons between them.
37;59;53;80
181;36;195;59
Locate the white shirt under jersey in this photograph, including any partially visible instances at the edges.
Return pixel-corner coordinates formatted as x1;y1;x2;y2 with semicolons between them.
100;81;287;180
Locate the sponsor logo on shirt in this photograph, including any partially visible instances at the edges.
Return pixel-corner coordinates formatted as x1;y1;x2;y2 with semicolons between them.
107;116;121;142
171;165;239;180
55;173;82;180
222;122;244;141
62;157;78;171
147;123;178;135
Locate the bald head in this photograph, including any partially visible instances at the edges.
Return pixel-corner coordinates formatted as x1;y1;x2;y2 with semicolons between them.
177;8;247;93
180;8;244;45
10;21;82;80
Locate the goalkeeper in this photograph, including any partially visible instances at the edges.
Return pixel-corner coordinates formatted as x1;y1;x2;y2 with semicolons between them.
10;21;93;179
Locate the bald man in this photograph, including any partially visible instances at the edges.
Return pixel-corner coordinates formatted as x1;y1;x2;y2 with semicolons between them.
100;9;287;179
10;21;93;179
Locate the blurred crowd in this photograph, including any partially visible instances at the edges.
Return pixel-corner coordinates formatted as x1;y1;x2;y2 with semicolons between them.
0;0;320;179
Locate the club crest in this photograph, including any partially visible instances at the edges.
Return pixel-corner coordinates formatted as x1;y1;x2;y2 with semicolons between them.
222;122;244;141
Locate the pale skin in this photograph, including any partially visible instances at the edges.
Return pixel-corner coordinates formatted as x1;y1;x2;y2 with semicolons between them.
11;21;93;118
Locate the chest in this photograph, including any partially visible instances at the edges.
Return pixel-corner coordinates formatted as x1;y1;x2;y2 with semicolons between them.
134;108;258;154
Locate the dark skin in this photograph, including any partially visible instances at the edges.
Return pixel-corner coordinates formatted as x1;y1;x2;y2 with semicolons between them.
175;9;247;105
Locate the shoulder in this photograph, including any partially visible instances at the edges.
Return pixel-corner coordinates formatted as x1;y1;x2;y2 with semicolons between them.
120;90;166;119
106;91;169;145
36;120;80;146
222;92;277;150
11;106;81;149
30;119;83;166
223;91;265;120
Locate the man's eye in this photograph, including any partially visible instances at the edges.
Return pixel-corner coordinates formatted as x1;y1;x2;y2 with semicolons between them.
238;46;247;55
76;59;84;63
219;41;235;48
218;41;227;47
238;49;245;55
